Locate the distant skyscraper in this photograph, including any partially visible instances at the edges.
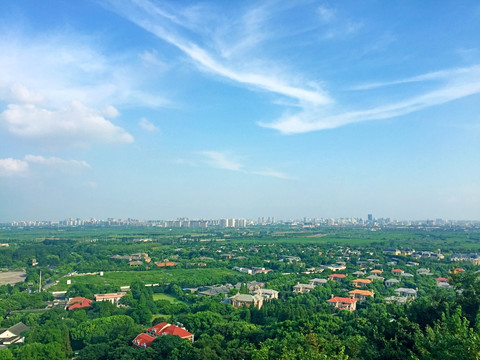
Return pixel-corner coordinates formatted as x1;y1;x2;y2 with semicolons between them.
368;214;373;221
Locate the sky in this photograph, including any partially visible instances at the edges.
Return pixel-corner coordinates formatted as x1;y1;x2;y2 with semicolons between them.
1;0;479;222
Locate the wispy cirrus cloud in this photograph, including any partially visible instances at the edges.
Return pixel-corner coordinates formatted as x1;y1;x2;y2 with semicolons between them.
106;0;331;107
252;169;292;180
0;155;90;177
260;65;480;134
198;151;243;171
138;118;159;132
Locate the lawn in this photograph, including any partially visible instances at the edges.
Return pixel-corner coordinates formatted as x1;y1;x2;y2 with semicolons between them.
152;293;183;303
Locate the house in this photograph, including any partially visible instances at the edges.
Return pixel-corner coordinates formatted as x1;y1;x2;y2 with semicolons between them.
293;283;315;294
94;292;126;305
156;261;176;267
309;278;328;286
435;277;449;284
392;269;404;276
385;278;400;287
146;322;194;342
327;264;346;271
394;288;417;298
349;289;374;302
366;275;385;282
329;274;347;282
198;284;233;297
327;297;357;311
384;296;409;305
383;249;401;255
370;269;383;275
132;333;156;348
352;279;372;288
229;293;263;309
417;268;433;275
451;268;465;274
67;296;93;310
254;288;279;301
0;322;30;346
400;272;414;278
352;271;366;277
129;260;143;267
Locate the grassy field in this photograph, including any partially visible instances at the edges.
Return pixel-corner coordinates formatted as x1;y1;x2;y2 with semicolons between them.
152;293;184;303
49;268;242;292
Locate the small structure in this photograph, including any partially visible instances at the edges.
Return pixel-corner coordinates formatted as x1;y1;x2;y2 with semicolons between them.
451;268;465;274
400;272;414;278
417;268;433;275
94;292;126;305
392;269;404;276
0;322;30;346
349;289;374;302
327;297;357;311
370;269;383;275
129;260;143;267
352;279;371;288
198;284;233;297
229;293;263;309
156;261;177;267
67;297;93;310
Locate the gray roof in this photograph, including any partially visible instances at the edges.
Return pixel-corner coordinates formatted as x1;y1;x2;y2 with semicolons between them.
3;322;30;336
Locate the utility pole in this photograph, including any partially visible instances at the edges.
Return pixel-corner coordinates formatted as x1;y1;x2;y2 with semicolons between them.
38;270;42;293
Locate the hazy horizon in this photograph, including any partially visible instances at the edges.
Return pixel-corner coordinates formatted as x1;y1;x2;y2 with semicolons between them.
1;1;479;222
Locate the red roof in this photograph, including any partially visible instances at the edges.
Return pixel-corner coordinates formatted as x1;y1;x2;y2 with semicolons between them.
436;277;449;282
68;297;93;310
329;274;347;278
132;333;155;348
148;322;193;339
454;268;465;272
328;297;357;304
392;269;404;273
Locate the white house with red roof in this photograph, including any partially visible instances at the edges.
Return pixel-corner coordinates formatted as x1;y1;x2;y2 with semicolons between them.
147;322;194;342
67;297;93;310
94;292;126;305
327;296;357;311
132;333;156;348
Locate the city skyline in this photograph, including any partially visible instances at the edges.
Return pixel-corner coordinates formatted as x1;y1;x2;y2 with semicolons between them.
1;1;480;221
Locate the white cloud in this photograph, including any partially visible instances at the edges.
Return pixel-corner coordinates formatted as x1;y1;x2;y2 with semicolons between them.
198;151;242;171
108;0;331;106
0;101;134;146
0;31;169;111
0;158;29;177
253;169;291;179
260;66;480;134
24;155;90;170
317;6;335;23
139;117;159;131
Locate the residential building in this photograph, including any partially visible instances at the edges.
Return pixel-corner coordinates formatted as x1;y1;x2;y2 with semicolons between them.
254;288;279;301
146;322;194;342
392;269;404;276
0;322;30;346
229;293;263;309
327;297;357;311
132;333;156;348
67;297;93;310
329;274;347;282
394;288;417;298
309;278;328;286
94;292;126;305
349;289;374;302
293;283;315;294
385;278;400;287
352;279;372;288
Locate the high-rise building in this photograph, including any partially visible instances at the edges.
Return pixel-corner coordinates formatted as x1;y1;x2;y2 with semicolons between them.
368;214;373;222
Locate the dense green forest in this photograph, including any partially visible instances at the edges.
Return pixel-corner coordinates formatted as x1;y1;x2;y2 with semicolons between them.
1;226;480;359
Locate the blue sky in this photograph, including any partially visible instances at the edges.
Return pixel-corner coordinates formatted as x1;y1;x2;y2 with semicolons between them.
1;0;479;221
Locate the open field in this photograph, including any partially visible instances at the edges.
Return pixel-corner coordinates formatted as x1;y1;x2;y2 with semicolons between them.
49;268;243;292
152;293;184;303
0;270;26;285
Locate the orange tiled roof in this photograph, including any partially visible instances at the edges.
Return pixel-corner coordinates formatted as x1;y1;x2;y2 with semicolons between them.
436;277;449;282
329;274;347;278
132;333;155;348
371;269;383;274
68;297;93;310
328;297;357;303
148;322;193;339
349;289;374;296
392;269;404;273
352;279;371;284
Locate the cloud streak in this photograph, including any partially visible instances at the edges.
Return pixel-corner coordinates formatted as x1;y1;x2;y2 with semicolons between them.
0;155;90;177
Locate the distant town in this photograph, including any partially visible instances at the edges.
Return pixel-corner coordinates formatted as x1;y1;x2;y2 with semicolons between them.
3;215;480;229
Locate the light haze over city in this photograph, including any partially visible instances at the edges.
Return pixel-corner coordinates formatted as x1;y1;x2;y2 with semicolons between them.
0;1;479;222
